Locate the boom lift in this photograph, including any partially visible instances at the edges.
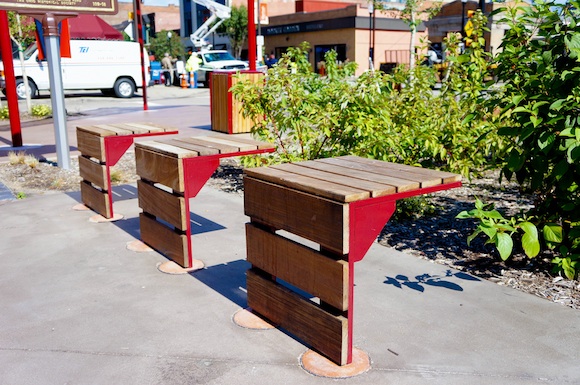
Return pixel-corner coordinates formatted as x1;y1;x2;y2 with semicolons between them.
190;0;231;50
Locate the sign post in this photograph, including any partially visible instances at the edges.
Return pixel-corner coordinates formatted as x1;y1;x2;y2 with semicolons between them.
38;13;74;169
0;0;118;169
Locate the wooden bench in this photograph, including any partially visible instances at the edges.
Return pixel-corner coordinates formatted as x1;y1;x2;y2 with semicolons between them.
134;135;275;268
76;122;178;219
243;155;462;366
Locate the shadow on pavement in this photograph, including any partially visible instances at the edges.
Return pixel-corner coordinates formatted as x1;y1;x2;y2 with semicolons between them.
384;270;481;292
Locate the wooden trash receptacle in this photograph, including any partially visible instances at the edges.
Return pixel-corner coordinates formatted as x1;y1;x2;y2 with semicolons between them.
243;156;462;366
210;71;263;134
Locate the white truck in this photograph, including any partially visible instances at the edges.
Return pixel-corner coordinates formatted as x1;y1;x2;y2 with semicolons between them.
0;39;149;99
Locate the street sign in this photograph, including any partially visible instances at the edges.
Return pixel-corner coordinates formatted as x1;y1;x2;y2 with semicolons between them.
0;0;118;14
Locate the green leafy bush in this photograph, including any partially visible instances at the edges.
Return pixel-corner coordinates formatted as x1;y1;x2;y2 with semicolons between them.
232;42;383;165
456;197;540;261
31;104;51;117
232;40;503;177
0;106;8;119
475;0;580;279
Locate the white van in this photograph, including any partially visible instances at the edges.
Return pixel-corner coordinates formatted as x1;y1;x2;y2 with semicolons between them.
0;40;149;99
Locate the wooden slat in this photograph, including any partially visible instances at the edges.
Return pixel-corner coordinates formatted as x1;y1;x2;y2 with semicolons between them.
165;138;220;156
246;223;349;311
244;167;369;203
316;157;441;189
179;137;240;154
122;122;175;133
214;135;275;150
78;156;107;190
320;157;441;191
273;163;397;197
247;269;348;366
340;155;462;184
195;136;257;152
138;122;178;132
93;124;135;136
135;141;198;159
76;125;117;137
295;159;420;193
76;129;106;161
106;123;152;134
137;180;187;231
80;180;111;218
139;213;189;268
135;147;185;192
244;177;349;255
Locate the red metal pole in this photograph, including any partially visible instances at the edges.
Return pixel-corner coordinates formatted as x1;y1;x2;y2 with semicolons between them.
0;10;23;147
135;0;148;110
247;0;256;70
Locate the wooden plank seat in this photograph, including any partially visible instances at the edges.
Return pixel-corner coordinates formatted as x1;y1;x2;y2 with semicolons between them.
134;135;275;268
243;155;462;366
76;122;178;219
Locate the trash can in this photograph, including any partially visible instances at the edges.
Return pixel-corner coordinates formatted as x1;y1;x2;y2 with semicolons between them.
210;70;264;134
150;61;162;84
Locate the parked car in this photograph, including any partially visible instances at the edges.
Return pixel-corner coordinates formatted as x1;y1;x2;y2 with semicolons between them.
196;50;248;87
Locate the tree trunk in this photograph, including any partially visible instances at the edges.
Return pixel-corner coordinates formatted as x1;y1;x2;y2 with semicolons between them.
14;17;32;113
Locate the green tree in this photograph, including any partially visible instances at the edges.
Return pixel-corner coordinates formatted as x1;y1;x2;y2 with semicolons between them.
217;5;247;59
7;12;36;111
7;13;36;49
148;30;185;61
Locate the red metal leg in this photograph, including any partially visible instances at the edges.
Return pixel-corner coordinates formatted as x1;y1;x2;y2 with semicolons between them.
346;199;396;364
182;157;221;266
102;136;136;218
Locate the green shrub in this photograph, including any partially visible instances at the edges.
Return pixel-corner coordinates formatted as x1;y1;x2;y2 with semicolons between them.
232;40;503;177
31;104;51;117
464;0;580;279
0;106;8;119
233;42;382;165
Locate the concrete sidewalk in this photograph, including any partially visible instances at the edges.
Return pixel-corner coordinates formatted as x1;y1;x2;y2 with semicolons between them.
0;185;579;384
0;100;579;384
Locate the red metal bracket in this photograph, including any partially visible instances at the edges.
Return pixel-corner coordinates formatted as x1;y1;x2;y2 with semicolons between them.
101;130;178;218
344;180;462;364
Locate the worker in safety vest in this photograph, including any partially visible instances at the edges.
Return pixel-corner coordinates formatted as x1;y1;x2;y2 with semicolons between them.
185;50;202;88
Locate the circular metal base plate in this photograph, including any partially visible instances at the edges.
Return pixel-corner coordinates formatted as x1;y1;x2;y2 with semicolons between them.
232;308;275;330
126;240;153;252
89;213;123;223
72;204;90;211
156;260;204;274
300;347;370;378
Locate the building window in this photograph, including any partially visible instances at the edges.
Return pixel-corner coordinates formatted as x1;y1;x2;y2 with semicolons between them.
314;44;346;74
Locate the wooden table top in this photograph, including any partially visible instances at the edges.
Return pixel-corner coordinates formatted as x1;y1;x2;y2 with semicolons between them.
135;135;275;158
77;122;177;137
244;155;462;203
